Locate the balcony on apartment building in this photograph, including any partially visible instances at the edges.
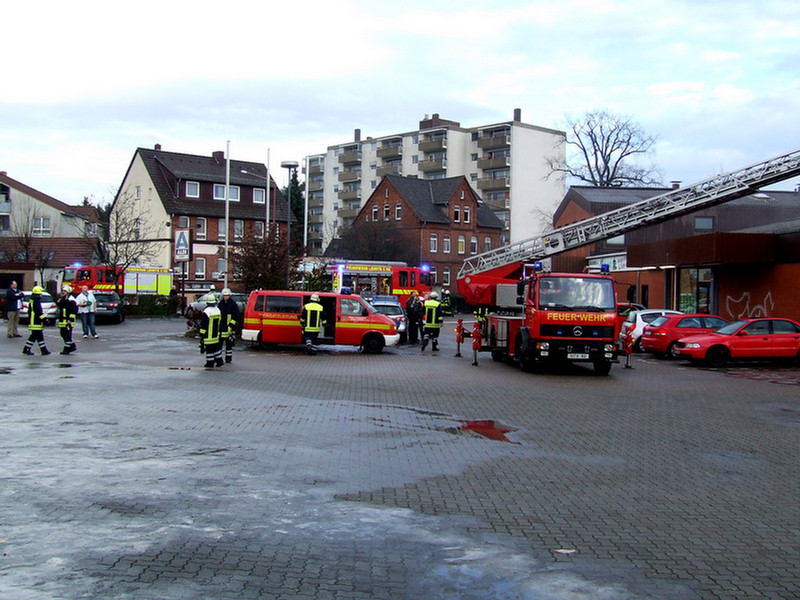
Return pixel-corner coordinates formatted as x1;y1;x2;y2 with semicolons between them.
308;229;323;242
338;207;360;219
308;178;324;192
377;162;403;177
418;136;447;153
338;149;362;164
338;169;361;183
338;188;361;201
477;175;511;191
308;196;324;209
477;155;511;170
308;213;324;225
419;157;447;173
307;162;323;175
477;132;511;150
377;140;403;159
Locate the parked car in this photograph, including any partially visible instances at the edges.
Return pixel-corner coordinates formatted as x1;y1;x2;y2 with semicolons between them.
619;308;683;352
370;296;408;344
641;313;729;358
93;291;125;324
615;302;645;334
672;317;800;367
18;291;57;325
188;291;248;315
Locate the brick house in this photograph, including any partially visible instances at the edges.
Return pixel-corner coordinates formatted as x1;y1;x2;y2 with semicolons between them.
552;185;800;321
348;174;504;294
112;145;288;293
0;171;101;290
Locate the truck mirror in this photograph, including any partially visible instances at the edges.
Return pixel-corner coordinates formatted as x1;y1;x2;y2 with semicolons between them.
516;296;524;305
516;279;525;296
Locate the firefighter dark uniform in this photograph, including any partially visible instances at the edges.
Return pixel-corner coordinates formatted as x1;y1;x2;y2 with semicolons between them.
218;288;241;364
56;285;78;355
22;286;50;356
421;292;444;352
199;294;224;368
300;293;326;355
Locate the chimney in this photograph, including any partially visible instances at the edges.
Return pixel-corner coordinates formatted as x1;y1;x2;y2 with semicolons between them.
154;143;162;151
513;108;522;122
354;128;361;142
670;180;682;189
212;150;225;164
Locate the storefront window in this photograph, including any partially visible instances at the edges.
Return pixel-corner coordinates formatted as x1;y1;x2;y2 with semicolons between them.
678;268;714;313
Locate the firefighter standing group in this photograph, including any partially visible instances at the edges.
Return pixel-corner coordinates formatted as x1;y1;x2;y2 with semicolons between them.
199;288;241;368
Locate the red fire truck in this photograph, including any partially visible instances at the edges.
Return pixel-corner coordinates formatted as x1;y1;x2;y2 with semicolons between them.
470;262;619;375
328;261;432;304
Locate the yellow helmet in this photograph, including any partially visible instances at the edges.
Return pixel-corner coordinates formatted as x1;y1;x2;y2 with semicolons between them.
32;285;44;295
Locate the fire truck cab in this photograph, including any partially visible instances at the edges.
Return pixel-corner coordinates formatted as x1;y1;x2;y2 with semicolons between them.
241;290;399;354
485;266;620;375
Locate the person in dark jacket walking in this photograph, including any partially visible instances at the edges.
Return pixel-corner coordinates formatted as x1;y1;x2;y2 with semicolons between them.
22;286;50;356
218;288;241;364
56;285;78;355
405;292;420;344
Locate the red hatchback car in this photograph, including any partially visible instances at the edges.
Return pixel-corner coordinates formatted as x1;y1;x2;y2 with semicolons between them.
672;317;800;367
641;313;728;358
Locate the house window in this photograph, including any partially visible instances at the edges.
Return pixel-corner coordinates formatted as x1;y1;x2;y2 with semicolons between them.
217;259;227;279
178;215;190;228
372;205;378;221
460;190;465;200
195;257;206;279
385;187;390;198
395;203;402;220
255;221;264;241
196;217;207;240
484;237;492;252
186;181;200;198
470;236;478;254
33;217;51;237
443;235;451;254
463;206;470;223
234;220;244;242
458;235;466;254
254;188;266;204
430;233;438;253
214;184;240;201
453;206;460;222
135;185;142;199
429;267;437;284
443;267;451;287
383;204;390;220
694;216;714;232
133;218;141;240
218;218;227;242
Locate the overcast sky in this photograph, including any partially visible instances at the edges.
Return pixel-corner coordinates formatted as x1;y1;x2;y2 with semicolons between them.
2;0;799;207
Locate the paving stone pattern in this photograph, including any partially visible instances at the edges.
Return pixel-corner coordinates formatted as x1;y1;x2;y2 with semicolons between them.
1;318;798;599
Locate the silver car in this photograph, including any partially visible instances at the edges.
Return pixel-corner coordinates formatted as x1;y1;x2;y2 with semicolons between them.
18;291;58;325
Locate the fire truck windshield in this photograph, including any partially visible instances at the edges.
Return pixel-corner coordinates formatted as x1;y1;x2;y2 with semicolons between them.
537;276;615;312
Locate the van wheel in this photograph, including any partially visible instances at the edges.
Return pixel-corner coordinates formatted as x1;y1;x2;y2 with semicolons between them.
362;334;385;354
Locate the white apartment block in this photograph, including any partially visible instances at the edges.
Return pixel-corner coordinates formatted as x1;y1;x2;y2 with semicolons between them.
305;109;566;254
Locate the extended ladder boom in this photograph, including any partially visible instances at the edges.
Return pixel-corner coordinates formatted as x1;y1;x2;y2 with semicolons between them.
459;149;800;279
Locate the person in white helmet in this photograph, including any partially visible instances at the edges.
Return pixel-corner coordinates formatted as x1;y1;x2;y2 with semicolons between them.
300;293;326;355
421;291;444;352
199;293;224;368
56;284;78;355
218;288;240;364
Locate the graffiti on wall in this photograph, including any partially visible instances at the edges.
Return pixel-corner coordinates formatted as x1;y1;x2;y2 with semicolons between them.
725;291;774;320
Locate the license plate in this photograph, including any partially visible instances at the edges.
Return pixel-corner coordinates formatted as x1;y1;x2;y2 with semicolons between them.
567;353;590;360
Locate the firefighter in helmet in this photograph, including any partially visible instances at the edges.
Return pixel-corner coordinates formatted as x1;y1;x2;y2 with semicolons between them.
421;291;444;352
56;284;78;355
199;293;224;368
22;286;50;356
218;288;240;364
300;293;326;355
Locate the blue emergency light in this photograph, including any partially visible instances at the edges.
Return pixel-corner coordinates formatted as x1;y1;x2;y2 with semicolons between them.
421;264;430;271
600;264;610;273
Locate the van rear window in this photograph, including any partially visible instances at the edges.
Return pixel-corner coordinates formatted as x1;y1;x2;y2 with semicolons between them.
262;295;302;314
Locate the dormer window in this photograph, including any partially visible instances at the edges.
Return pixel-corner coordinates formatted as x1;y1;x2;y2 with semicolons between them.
186;181;200;198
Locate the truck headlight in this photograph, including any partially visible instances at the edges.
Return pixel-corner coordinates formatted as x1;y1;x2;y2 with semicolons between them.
604;344;614;352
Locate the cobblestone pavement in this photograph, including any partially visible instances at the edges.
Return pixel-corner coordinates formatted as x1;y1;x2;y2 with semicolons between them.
1;317;798;599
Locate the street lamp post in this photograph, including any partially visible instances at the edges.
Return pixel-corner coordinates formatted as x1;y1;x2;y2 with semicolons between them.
281;160;299;289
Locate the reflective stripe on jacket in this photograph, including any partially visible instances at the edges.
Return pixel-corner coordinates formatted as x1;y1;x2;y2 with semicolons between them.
423;299;443;329
57;297;77;328
301;301;325;333
28;297;45;331
199;307;222;344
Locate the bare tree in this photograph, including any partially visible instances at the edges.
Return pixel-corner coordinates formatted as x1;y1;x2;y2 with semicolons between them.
335;220;417;264
0;197;58;286
101;188;164;296
547;110;662;187
231;226;301;291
